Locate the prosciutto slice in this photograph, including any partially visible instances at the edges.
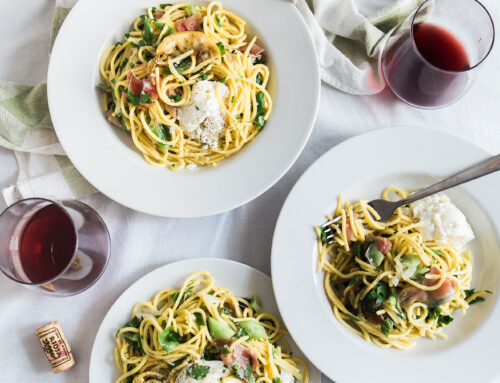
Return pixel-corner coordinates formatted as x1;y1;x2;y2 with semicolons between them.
176;15;203;32
127;71;158;101
239;43;265;57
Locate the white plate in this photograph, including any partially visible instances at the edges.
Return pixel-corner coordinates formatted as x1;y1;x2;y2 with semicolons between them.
89;258;321;383
47;0;319;218
271;127;500;383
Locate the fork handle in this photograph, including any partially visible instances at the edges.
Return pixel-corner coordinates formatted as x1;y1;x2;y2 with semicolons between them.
400;154;500;205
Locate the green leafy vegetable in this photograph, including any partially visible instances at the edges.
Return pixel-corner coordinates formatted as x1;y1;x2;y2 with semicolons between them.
250;295;263;313
256;74;263;85
465;289;490;305
254;91;266;130
140;93;152;104
142;16;154;45
411;266;430;282
274;378;282;383
153;124;172;142
366;243;384;267
364;281;389;310
437;314;453;327
352;243;363;258
222;345;231;355
216;42;225;57
429;306;442;320
233;326;249;339
431;249;447;258
254;57;267;65
160;3;172;8
215;15;221;27
186;364;210;380
208;317;236;338
194;313;205;326
97;83;112;92
153;21;165;29
163;57;192;75
239;320;267;339
220;77;227;84
317;226;327;244
243;363;252;379
218;307;233;316
201;73;208;80
158;327;181;353
348;274;361;286
169;93;182;103
186;5;196;16
381;318;394;337
347;313;360;322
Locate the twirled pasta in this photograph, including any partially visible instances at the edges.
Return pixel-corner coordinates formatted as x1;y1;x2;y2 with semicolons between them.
99;2;272;170
315;187;489;349
114;272;308;383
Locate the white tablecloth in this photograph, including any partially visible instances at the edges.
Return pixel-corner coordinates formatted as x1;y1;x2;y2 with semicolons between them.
1;1;499;382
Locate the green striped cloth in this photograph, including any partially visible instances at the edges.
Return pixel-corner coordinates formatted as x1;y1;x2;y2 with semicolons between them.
0;3;96;205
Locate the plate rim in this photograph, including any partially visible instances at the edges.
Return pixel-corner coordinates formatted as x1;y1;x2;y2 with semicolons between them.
88;258;321;383
47;0;321;218
271;126;500;383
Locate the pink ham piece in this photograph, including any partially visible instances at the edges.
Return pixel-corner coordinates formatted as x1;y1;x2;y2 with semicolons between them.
239;43;265;57
153;8;164;19
214;339;258;377
176;15;203;32
398;267;457;308
106;107;122;128
126;71;158;101
372;236;392;254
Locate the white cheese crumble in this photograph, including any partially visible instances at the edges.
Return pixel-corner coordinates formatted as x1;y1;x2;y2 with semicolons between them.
177;81;229;150
175;360;230;383
410;193;474;249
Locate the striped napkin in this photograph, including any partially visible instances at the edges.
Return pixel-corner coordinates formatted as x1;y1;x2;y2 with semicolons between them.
0;0;96;205
0;0;423;205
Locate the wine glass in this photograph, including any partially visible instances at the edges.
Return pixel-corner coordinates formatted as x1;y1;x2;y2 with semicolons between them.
381;0;495;109
0;198;111;296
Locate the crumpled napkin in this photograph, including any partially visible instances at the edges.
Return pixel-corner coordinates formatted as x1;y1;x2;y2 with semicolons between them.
293;0;424;94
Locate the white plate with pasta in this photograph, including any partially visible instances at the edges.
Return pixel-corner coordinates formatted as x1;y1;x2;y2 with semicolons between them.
271;127;500;383
89;258;321;383
48;0;320;217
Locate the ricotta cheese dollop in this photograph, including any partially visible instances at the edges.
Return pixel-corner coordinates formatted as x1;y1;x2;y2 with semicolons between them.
410;192;474;249
177;81;229;150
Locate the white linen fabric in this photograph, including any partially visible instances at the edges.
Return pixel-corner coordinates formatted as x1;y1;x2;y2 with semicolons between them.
0;1;499;383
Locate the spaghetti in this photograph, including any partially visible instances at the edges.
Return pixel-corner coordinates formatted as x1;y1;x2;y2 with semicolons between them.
114;272;308;383
99;2;272;170
315;187;489;349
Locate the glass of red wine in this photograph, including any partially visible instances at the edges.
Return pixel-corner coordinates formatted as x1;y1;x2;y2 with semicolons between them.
0;198;110;296
382;0;494;109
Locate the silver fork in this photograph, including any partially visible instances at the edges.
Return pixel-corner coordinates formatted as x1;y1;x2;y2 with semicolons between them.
320;154;500;245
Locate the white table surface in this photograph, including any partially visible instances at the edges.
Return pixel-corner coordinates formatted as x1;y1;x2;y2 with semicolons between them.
1;1;499;382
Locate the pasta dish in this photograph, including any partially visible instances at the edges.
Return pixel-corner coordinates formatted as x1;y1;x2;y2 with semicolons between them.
99;2;271;170
315;187;490;349
114;272;308;383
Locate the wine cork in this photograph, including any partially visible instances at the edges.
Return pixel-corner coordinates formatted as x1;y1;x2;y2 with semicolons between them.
35;321;75;373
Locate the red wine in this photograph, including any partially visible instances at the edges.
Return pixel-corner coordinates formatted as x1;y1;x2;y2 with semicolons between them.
413;23;470;71
382;23;471;108
19;204;77;283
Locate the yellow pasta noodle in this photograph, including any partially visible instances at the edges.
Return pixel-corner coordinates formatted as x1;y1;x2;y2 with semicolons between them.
99;2;271;170
114;271;308;383
315;187;490;349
